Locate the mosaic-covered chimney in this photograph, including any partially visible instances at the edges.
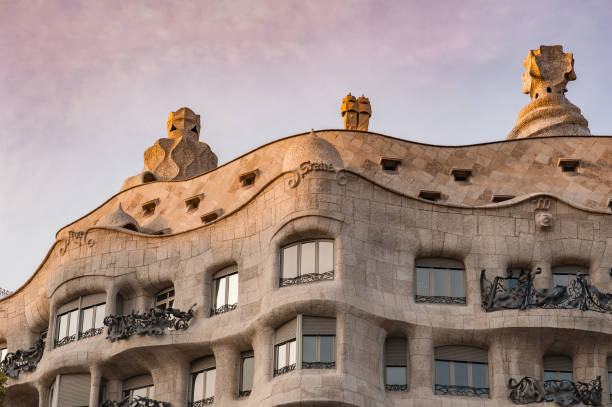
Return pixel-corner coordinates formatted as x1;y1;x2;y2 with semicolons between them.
121;107;218;190
341;93;372;131
507;45;590;139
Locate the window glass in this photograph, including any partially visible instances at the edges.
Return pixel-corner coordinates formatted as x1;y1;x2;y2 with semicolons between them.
416;268;430;296
132;387;148;398
302;336;316;363
0;348;7;362
435;360;451;386
58;313;68;339
544;371;557;381
277;344;287;369
216;277;227;307
81;307;94;332
472;363;487;388
559;371;573;381
433;268;447;297
506;278;518;289
282;245;298;278
449;269;464;298
205;369;215;399
241;356;254;391
288;341;296;365
386;366;407;385
553;274;569;287
68;310;79;337
454;361;469;387
320;336;334;363
318;241;334;273
95;304;106;328
192;372;204;401
301;242;316;275
227;273;238;305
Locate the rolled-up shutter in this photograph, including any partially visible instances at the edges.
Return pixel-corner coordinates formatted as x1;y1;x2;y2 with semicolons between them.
434;346;488;364
191;356;216;373
81;293;106;308
302;316;336;335
57;298;80;315
544;356;572;372
415;258;464;269
57;374;90;407
123;374;153;391
275;318;297;344
385;338;407;366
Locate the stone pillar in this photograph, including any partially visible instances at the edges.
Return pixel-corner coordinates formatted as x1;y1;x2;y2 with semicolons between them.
489;336;510;400
151;359;189;406
212;343;240;403
409;326;433;397
45;300;58;352
89;364;102;407
36;382;48;407
252;326;274;390
105;379;123;403
105;285;118;316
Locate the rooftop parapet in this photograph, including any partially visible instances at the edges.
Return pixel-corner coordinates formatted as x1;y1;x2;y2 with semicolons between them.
507;45;590;140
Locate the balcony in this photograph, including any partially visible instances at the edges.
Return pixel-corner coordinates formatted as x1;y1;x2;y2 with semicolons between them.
103;305;195;342
508;376;601;407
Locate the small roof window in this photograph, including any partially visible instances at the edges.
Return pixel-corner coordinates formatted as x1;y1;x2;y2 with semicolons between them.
379;157;401;173
201;209;222;224
418;190;441;201
450;168;472;182
491;194;515;203
141;199;159;217
185;194;204;212
239;170;259;187
557;158;580;173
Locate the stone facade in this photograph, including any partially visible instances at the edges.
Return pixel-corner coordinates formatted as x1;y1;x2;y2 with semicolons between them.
1;45;612;407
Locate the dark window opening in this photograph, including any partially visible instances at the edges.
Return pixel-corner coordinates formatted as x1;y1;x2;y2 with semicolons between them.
201;210;221;224
185;196;201;212
380;158;401;173
547;87;552;93
142;172;157;183
557;158;580;174
491;195;515;203
191;126;198;133
122;223;138;231
142;200;158;216
170;124;177;131
450;168;472;182
418;190;441;201
239;170;258;187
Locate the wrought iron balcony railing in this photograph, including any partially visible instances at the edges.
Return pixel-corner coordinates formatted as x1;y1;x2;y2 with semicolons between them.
211;303;237;316
189;396;214;406
54;327;105;347
0;332;46;378
273;363;296;377
481;268;612;313
508;376;601;406
435;384;490;397
280;270;334;287
302;361;336;369
415;295;466;304
238;390;251;397
101;396;170;407
103;304;195;342
385;384;408;391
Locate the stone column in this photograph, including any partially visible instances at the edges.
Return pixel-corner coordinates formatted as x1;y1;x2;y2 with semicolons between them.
409;326;433;397
89;364;102;407
252;325;274;391
105;379;123;403
45;299;58;352
489;336;510;400
36;382;48;407
105;285;118;316
212;343;240;403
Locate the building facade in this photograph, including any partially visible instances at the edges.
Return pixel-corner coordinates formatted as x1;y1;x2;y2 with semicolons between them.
1;45;612;407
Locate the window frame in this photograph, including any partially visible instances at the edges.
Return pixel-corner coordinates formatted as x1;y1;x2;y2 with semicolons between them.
434;359;489;397
123;385;154;401
78;302;106;339
0;346;7;362
154;287;175;310
301;334;336;369
239;351;254;397
543;355;573;382
274;339;297;376
551;265;588;288
415;259;466;305
280;239;335;286
54;295;107;347
190;367;216;405
384;337;408;391
211;267;238;316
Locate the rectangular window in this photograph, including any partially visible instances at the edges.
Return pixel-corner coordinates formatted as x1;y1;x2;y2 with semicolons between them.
240;352;254;397
155;288;175;310
55;309;79;346
212;272;238;315
280;240;335;286
191;369;215;404
274;339;297;376
301;335;335;368
79;303;106;337
0;347;7;362
55;295;107;347
415;263;466;304
384;337;407;390
434;346;489;397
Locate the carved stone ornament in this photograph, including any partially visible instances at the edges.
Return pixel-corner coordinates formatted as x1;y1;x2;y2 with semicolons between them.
104;305;195;342
341;93;372;131
535;212;553;229
0;332;46;378
508;45;589;139
287;161;347;189
101;397;170;407
508;376;601;406
60;229;95;255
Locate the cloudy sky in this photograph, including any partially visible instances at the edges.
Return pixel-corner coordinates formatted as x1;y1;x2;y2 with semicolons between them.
1;0;611;291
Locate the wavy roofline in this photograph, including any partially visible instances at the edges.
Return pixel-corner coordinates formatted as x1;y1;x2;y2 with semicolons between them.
56;130;612;239
6;159;611;304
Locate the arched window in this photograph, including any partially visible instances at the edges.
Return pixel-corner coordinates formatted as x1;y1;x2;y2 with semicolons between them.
543;355;573;381
55;293;106;347
212;266;238;315
122;375;155;401
552;266;588;288
415;258;466;304
384;337;407;391
190;356;216;405
280;240;334;286
154;286;175;310
239;350;254;397
434;346;489;397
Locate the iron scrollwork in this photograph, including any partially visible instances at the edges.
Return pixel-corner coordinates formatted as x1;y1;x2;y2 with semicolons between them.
302;361;336;370
385;384;408;391
104;304;196;342
0;332;46;378
280;270;334;287
101;397;170;407
190;397;214;406
273;363;296;377
238;390;251;397
211;303;237;316
435;384;490;397
415;295;466;304
508;376;601;407
481;268;612;313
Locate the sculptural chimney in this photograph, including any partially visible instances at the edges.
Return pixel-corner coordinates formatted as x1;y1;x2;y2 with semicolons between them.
507;45;589;139
341;93;372;131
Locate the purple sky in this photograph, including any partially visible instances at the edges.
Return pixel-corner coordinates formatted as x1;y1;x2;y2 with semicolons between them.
1;1;611;291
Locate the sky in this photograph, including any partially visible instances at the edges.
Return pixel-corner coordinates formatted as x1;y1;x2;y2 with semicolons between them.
1;0;611;291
